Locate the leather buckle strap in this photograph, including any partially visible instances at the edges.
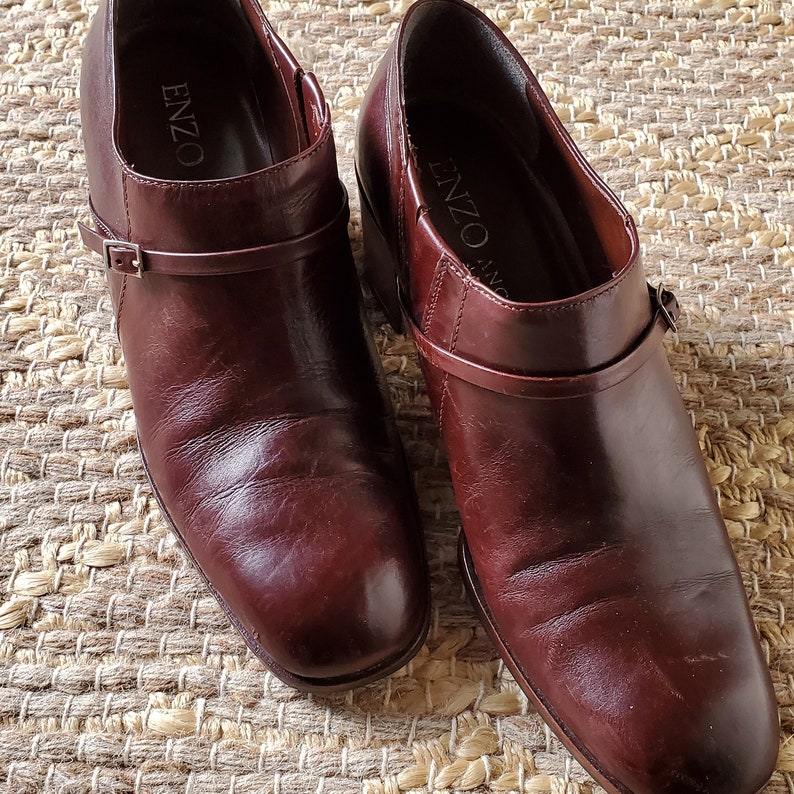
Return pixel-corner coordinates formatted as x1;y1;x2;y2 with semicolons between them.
78;186;350;278
403;283;681;400
102;239;143;278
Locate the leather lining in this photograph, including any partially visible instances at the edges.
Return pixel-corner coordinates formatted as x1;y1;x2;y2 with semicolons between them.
400;0;624;302
116;2;301;180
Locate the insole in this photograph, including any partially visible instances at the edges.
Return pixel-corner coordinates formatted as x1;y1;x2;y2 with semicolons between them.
409;101;599;303
118;27;284;181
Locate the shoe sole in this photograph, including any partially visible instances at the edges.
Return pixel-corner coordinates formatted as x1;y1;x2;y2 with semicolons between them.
138;441;430;694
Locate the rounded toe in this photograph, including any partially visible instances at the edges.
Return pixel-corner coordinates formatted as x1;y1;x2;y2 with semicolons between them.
531;596;780;794
651;684;778;794
230;480;429;689
264;551;429;686
599;661;780;794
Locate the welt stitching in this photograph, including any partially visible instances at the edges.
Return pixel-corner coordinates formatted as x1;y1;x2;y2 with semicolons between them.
123;126;332;188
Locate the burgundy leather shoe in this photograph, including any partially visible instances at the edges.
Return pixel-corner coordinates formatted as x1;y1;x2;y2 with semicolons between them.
356;0;779;789
78;0;429;692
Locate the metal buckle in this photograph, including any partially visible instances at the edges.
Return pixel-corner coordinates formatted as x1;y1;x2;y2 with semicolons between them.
653;283;678;333
102;239;143;279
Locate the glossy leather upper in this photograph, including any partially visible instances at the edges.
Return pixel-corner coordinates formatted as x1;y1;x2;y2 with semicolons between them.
81;0;429;689
356;0;779;789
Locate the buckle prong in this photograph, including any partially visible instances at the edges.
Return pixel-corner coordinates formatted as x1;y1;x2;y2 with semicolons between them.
654;283;678;333
102;239;143;279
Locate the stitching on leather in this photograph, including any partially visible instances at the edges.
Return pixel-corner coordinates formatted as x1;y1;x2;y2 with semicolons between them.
446;254;642;314
122;172;132;239
117;173;132;331
92;211;114;239
398;179;406;274
438;276;469;428
451;278;469;353
122;125;332;188
387;54;409;275
437;375;450;431
260;23;303;154
526;79;628;221
116;276;128;335
389;63;408;276
422;257;447;334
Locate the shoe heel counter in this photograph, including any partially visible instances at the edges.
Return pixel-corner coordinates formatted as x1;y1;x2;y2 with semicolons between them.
80;0;129;239
356;44;405;332
355;46;396;230
357;172;403;333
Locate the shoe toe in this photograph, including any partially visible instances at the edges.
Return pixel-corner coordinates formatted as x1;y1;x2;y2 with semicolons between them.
564;630;779;794
521;583;779;794
641;677;779;794
227;475;429;686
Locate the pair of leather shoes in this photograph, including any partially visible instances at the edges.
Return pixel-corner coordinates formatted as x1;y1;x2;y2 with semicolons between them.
80;0;778;791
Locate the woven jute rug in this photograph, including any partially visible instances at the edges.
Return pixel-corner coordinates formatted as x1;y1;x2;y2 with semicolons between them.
1;0;793;791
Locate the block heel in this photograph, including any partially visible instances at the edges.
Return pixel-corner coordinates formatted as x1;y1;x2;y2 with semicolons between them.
357;173;404;333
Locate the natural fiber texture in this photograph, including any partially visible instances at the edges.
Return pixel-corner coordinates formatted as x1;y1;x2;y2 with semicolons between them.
0;0;792;791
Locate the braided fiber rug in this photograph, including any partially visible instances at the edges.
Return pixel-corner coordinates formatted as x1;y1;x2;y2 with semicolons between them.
1;0;793;791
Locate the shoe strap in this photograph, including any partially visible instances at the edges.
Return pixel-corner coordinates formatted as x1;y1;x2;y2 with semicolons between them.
78;185;350;279
403;284;680;400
